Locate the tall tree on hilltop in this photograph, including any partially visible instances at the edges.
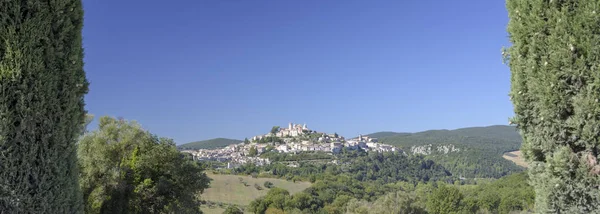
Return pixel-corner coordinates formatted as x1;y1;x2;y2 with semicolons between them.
505;0;600;212
0;0;88;212
271;126;280;134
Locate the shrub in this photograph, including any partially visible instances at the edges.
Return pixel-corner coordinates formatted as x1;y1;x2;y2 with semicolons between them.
264;181;274;188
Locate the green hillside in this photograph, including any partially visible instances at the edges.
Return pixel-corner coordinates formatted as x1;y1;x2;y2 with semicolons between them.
380;125;521;152
178;138;242;150
377;125;524;178
363;131;409;139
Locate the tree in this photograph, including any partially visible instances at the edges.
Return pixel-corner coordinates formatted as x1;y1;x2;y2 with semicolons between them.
0;0;88;212
248;197;268;214
264;188;290;210
244;138;250;144
271;126;280;134
426;185;463;214
223;205;243;214
78;117;210;214
506;0;600;212
249;146;258;157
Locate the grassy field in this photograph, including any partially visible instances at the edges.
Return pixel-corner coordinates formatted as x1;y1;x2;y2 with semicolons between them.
200;206;252;214
201;172;312;206
200;206;227;214
503;150;528;168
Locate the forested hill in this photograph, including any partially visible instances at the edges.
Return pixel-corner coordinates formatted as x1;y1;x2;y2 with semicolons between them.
178;138;242;150
376;125;521;153
363;131;409;139
372;125;524;178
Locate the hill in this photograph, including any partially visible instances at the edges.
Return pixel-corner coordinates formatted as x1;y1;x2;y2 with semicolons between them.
363;131;409;139
381;125;522;153
178;138;242;150
377;125;524;178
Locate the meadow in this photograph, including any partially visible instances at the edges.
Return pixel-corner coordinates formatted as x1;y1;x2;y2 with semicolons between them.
200;172;312;206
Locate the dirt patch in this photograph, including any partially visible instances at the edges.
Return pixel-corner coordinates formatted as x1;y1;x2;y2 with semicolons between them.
503;150;528;168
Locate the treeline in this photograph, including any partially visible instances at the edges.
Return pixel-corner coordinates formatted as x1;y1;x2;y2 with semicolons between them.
227;149;533;213
427;149;524;179
254;136;284;144
232;150;452;184
379;126;525;179
248;172;534;214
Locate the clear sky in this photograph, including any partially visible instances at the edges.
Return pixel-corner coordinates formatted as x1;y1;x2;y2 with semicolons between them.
82;0;513;144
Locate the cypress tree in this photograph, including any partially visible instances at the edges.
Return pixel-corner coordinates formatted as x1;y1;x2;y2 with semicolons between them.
0;0;87;213
506;0;600;212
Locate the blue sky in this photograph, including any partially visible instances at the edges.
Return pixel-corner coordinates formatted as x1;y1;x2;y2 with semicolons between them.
82;0;513;144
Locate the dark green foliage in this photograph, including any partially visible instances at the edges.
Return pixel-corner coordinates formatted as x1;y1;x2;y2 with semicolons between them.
426;185;463;214
271;126;280;134
248;188;291;214
0;0;88;212
237;151;452;213
506;0;600;212
249;146;258;157
458;172;535;213
256;136;284;144
234;150;451;185
246;171;534;214
264;181;274;188
178;138;242;150
78;117;210;214
380;125;524;178
338;151;451;183
345;190;426;214
343;173;534;214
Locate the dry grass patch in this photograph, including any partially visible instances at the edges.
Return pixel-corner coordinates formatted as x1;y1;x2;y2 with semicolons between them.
503;150;528;168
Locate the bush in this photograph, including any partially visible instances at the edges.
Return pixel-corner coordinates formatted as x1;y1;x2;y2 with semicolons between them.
255;183;263;190
264;181;274;188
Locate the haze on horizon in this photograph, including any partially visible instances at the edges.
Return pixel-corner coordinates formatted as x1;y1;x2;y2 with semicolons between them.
82;0;512;144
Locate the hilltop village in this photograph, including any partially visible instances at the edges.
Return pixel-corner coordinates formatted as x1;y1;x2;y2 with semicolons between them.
181;123;400;168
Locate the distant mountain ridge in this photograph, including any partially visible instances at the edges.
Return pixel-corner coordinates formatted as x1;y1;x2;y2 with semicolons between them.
374;125;522;154
363;131;409;139
178;138;242;150
365;125;520;142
